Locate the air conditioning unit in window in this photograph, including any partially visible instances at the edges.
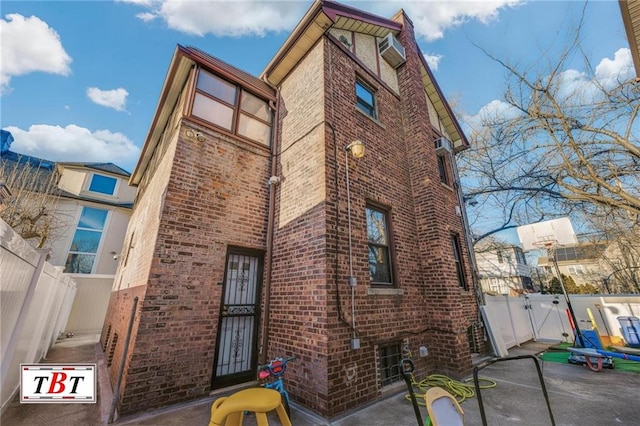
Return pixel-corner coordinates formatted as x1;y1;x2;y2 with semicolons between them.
378;33;406;68
434;137;452;156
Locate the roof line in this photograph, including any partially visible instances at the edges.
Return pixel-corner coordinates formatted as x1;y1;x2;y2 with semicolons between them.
131;44;188;183
321;1;402;32
416;46;470;150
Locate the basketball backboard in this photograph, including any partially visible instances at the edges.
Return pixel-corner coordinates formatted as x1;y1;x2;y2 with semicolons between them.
516;217;578;251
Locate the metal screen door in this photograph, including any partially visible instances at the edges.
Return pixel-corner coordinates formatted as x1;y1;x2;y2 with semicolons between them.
212;249;263;388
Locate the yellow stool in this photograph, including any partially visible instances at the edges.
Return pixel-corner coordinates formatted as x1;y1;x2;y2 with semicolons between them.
208;388;292;426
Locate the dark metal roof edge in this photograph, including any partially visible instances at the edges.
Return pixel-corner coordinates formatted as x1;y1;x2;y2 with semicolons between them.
131;45;189;185
262;0;403;82
321;1;403;32
261;0;327;80
417;52;470;150
182;46;276;100
57;162;131;177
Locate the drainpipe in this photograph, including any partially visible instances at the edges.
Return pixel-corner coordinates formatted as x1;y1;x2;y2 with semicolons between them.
259;87;281;364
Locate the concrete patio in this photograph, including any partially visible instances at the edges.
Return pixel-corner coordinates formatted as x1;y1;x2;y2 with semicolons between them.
2;335;639;425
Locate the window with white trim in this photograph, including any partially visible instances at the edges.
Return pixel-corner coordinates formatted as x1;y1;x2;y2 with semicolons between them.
64;207;108;274
568;265;585;275
89;174;117;195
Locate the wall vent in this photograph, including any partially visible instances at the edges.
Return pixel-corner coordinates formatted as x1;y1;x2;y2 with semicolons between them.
378;33;406;68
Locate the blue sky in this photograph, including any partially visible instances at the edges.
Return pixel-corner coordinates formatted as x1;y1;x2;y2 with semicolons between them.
1;0;633;243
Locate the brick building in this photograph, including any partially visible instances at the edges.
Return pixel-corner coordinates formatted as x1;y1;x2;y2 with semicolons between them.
102;0;485;419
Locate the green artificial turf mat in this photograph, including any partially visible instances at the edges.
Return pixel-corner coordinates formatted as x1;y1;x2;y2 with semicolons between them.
539;349;640;373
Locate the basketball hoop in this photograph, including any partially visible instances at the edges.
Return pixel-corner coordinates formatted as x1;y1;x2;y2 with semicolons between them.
516;218;577;252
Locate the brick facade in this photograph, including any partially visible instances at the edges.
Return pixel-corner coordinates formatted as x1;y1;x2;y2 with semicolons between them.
102;1;484;420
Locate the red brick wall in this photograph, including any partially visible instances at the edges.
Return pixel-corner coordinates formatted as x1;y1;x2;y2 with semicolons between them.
103;12;482;417
266;19;481;419
105;121;271;414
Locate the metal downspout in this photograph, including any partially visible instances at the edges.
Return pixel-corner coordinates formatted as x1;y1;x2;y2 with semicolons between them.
259;87;281;364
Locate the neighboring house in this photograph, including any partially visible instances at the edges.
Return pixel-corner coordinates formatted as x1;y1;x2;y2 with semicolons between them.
102;0;483;419
598;237;640;293
619;0;640;80
536;242;608;289
1;130;135;333
475;242;533;295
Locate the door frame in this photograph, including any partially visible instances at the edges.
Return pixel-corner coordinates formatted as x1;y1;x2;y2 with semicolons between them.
211;246;264;389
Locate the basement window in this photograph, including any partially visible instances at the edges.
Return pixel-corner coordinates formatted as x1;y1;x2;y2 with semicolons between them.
379;343;402;386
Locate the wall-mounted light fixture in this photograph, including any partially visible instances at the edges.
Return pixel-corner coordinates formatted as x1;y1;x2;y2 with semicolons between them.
185;129;206;142
110;251;119;261
345;139;365;350
345;140;365;159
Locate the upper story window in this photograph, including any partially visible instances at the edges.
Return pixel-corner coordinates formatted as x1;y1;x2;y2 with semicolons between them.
89;174;117;195
437;156;449;185
451;233;469;290
497;251;503;263
65;207;108;274
356;80;377;119
367;205;393;285
568;265;585;275
191;69;272;146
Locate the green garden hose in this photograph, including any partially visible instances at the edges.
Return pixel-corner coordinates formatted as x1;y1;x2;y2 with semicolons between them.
404;373;497;406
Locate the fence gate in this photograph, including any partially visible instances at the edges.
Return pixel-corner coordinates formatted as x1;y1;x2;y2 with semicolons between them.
212;248;263;388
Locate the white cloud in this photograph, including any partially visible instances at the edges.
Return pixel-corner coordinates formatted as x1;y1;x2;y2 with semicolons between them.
464;48;634;134
136;12;157;22
555;48;633;100
369;0;524;41
463;99;521;133
595;48;634;88
118;0;154;5
0;14;72;93
86;87;129;111
122;0;307;37
121;0;522;39
3;124;140;170
423;53;443;71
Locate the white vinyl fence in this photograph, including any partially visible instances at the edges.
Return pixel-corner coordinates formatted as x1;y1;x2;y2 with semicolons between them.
483;293;640;356
1;219;77;410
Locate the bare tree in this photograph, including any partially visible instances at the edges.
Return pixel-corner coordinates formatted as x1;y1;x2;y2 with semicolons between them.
0;157;61;248
459;12;640;243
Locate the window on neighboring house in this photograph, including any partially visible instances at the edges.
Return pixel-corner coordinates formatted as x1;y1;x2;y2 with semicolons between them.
366;205;393;284
515;248;526;265
437;155;449;185
89;174;117;195
568;265;585;275
64;207;108;274
451;234;469;290
379;343;402;386
355;80;376;119
191;69;272;146
497;251;503;263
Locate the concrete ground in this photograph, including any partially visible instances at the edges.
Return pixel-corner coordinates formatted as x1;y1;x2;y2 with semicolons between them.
2;336;639;426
